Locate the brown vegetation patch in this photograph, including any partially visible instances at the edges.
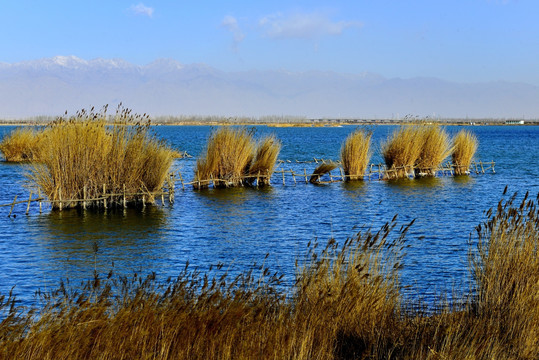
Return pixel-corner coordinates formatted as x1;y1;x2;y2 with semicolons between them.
0;127;44;162
194;127;281;189
29;105;175;209
452;130;478;175
340;129;372;181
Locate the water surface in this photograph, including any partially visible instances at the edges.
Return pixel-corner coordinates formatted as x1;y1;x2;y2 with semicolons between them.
0;125;537;305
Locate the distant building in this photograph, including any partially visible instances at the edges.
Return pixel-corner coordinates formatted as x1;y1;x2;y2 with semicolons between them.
505;120;525;125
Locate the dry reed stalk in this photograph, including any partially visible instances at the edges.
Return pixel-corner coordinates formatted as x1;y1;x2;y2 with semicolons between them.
28;105;174;209
309;162;338;183
381;126;423;179
415;125;452;176
340;129;372;181
452;130;478;175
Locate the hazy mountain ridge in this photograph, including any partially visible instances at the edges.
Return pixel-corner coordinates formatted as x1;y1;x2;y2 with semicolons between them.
1;56;538;119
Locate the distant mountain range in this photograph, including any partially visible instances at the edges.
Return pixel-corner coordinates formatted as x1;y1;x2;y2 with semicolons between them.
1;55;538;119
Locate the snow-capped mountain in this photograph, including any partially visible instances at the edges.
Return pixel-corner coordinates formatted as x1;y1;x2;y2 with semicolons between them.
0;56;538;119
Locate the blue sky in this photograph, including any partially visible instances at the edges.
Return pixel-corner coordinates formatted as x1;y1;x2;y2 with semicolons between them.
1;0;538;84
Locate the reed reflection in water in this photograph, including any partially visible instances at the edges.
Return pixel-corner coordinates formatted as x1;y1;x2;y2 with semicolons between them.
32;207;172;283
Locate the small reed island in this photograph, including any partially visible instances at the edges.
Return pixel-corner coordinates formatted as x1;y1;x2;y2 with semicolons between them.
193;127;281;189
0;105;177;210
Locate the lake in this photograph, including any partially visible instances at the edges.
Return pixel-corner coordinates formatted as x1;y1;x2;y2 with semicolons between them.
0;124;538;306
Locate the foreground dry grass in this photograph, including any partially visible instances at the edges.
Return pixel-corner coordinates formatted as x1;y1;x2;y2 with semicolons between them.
0;192;537;359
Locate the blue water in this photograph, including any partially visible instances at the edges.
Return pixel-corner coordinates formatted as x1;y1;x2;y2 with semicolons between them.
0;125;537;306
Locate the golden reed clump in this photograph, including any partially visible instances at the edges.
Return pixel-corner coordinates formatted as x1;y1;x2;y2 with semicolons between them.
340;129;372;181
382;124;456;179
468;191;539;358
452;130;478;175
381;126;423;179
194;127;281;188
29;105;175;209
248;135;281;185
415;125;452;176
0;127;44;162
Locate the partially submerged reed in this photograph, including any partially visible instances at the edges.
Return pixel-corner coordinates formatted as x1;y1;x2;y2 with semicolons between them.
0;193;538;358
247;135;281;186
309;162;338;183
382;125;460;179
415;125;452;176
381;126;423;179
29;106;175;209
194;127;280;188
340;129;371;181
452;130;478;175
0;127;43;162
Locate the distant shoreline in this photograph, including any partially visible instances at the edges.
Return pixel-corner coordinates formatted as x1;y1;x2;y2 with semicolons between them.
1;119;538;127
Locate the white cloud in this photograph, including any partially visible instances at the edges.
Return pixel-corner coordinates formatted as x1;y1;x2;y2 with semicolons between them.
130;3;154;18
221;15;245;50
259;12;362;39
